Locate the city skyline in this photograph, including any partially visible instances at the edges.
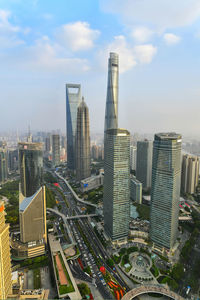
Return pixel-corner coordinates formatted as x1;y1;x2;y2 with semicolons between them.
0;1;200;137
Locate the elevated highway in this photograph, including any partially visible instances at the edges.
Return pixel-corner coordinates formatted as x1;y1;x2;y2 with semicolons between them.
47;208;97;220
122;284;185;300
55;172;98;208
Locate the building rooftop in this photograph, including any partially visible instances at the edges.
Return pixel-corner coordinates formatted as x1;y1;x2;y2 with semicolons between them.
155;132;182;140
131;176;142;185
18;142;43;151
106;128;130;136
19;187;42;212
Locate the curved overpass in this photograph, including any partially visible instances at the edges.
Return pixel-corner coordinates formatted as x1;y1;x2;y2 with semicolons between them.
55;171;98;208
122;285;184;300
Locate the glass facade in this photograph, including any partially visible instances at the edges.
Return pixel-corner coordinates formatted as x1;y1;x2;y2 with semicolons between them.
75;98;91;181
104;52;118;132
150;133;182;249
19;142;43;197
103;129;130;240
66;84;81;170
136;140;152;190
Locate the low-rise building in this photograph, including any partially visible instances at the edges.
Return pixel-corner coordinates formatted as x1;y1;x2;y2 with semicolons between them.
80;173;104;192
130;176;142;204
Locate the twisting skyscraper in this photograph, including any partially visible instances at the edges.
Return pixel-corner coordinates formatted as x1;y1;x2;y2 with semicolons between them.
150;133;182;251
75;97;91;181
66;84;81;170
104;52;119;132
103;53;130;241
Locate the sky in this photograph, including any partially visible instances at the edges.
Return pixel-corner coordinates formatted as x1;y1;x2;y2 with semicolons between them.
0;0;200;138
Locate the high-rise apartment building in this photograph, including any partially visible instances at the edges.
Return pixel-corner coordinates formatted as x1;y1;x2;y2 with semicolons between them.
181;154;199;194
8;149;18;172
130;146;137;171
150;133;182;250
75;97;91;181
136;140;152;191
11;142;46;259
45;136;51;153
103;129;130;241
0;201;12;299
104;53;118;132
52;134;60;167
0;149;8;183
66;84;81;170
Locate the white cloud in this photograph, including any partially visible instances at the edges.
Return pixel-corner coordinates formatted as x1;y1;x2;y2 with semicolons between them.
100;0;200;30
0;9;20;33
23;36;90;73
134;44;157;64
0;9;25;48
131;27;154;43
163;33;181;45
104;35;137;73
98;36;157;73
56;21;100;51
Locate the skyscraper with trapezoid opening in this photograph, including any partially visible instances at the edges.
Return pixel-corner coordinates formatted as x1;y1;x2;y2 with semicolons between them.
66;84;81;171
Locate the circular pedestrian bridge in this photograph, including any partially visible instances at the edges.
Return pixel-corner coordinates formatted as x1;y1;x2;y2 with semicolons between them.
122;284;184;300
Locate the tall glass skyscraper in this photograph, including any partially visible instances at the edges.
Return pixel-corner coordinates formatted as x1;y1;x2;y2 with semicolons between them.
75;97;91;181
12;142;46;259
136;140;153;190
18;142;43;198
104;52;118;132
150;133;182;250
66;84;81;170
52;134;60;167
103;129;130;241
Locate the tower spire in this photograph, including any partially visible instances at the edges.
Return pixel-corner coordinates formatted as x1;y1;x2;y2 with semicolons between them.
104;52;119;132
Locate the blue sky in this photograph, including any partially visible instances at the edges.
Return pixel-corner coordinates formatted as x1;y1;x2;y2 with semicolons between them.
1;0;200;137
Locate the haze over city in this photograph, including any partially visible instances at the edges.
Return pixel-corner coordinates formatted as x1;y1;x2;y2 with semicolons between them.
0;0;200;137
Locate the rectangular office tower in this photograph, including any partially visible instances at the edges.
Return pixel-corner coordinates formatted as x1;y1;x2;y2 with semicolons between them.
66;84;81;171
11;142;46;260
136;140;152;191
150;133;182;250
181;154;199;194
0;201;12;299
103;129;130;241
52;134;60;167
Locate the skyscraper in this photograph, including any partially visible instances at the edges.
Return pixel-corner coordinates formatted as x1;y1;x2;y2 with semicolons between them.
136;140;152;191
150;133;182;250
181;154;199;194
104;52;118;132
130;145;137;172
52;134;60;167
45;135;51;153
66;84;81;170
0;148;8;184
103;129;130;241
0;201;12;299
75;97;91;181
19;142;43;198
12;142;46;259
